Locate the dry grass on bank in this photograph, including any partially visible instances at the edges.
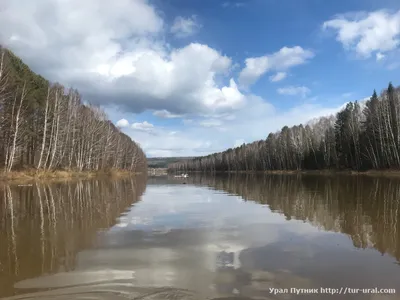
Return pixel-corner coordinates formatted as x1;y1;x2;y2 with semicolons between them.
0;169;140;182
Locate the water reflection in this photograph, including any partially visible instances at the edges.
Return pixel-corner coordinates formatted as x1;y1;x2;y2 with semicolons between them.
187;174;400;261
0;177;147;297
2;174;400;300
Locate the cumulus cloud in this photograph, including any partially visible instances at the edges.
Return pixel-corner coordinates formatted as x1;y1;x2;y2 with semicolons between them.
82;43;244;115
132;121;154;131
239;46;314;87
116;118;130;127
0;0;245;116
269;72;287;82
171;15;201;38
277;86;311;98
323;10;400;58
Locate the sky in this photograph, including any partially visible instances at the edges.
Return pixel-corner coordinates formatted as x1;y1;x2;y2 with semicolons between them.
1;0;400;157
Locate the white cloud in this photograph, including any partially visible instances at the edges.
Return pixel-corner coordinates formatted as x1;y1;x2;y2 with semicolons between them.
90;43;243;114
2;0;163;43
239;46;314;87
269;72;287;82
376;52;385;61
0;0;245;116
171;15;201;38
277;86;311;98
116;118;130;127
323;10;400;58
132;121;154;131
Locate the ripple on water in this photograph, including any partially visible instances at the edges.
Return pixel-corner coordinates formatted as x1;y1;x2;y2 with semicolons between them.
3;281;265;300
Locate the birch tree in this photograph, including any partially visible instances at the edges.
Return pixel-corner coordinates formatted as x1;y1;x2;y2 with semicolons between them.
0;47;147;173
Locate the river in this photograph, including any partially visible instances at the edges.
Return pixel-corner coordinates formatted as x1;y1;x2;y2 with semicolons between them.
1;174;400;299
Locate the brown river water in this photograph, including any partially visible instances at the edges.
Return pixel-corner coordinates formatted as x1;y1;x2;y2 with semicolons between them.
1;174;400;300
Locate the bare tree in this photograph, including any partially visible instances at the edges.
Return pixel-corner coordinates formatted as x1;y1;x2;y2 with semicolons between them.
6;82;27;172
0;47;147;174
37;87;51;169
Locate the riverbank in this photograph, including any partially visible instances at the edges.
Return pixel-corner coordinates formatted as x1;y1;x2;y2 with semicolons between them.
264;169;400;177
170;169;400;177
0;169;142;182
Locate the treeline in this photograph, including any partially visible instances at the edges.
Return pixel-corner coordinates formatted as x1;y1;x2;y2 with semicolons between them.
169;83;400;173
0;47;147;173
148;156;194;168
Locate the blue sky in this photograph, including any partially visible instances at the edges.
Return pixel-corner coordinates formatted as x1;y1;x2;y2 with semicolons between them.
1;0;400;156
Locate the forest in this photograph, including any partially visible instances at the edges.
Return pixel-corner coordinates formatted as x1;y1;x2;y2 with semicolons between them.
0;46;147;174
168;83;400;173
147;156;194;168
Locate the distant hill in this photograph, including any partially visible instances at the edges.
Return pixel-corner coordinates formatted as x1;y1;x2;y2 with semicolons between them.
147;157;194;168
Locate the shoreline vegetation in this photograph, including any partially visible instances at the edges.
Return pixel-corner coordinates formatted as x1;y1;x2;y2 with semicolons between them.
0;47;147;177
169;83;400;175
0;168;144;183
177;169;400;177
